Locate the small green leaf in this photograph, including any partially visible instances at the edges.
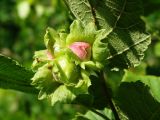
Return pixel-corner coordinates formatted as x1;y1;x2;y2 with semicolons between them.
81;61;100;70
32;50;50;70
31;63;60;99
0;54;37;94
44;27;58;53
92;29;109;62
49;73;92;106
31;59;91;106
50;85;76;106
66;20;96;45
53;32;68;57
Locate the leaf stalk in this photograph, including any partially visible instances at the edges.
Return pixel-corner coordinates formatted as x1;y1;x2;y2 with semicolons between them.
100;71;120;120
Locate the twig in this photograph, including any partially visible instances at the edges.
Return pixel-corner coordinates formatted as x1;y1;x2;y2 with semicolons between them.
100;71;120;120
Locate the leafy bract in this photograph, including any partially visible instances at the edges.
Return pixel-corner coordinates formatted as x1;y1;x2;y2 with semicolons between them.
0;54;37;94
65;20;109;63
31;19;111;106
65;0;151;68
92;29;109;62
44;27;58;53
50;85;76;105
66;20;96;45
31;63;60;99
32;64;92;106
32;50;51;70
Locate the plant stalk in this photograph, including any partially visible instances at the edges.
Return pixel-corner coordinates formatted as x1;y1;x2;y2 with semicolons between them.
100;71;120;120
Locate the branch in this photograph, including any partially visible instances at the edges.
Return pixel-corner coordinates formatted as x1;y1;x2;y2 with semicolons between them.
100;71;120;120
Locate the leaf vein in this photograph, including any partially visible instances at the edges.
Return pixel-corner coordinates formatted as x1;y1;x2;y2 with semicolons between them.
107;35;150;59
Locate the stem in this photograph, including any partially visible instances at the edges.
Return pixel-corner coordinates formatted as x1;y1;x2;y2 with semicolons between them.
100;71;120;120
88;0;99;27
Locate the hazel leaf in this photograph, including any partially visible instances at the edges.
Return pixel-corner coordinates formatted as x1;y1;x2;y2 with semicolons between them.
0;55;37;94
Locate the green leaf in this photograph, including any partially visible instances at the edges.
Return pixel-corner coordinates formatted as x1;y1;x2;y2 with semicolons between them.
31;63;60;99
49;76;91;106
115;81;160;120
64;0;95;25
31;60;91;106
123;70;160;102
50;85;76;106
114;70;160;119
32;50;50;70
0;55;37;94
44;27;58;53
75;111;107;120
49;79;92;106
74;108;115;120
66;0;151;68
92;29;110;63
66;20;96;45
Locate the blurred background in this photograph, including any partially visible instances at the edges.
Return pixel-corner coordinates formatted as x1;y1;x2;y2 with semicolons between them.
0;0;85;120
0;0;160;119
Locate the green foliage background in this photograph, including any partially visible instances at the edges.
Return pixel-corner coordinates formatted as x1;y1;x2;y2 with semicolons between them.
0;0;160;119
0;0;84;120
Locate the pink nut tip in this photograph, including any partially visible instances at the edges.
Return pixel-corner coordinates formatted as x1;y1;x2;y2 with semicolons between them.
69;42;91;60
46;51;54;60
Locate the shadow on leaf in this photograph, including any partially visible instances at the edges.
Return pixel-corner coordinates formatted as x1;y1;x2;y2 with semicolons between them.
115;81;160;120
